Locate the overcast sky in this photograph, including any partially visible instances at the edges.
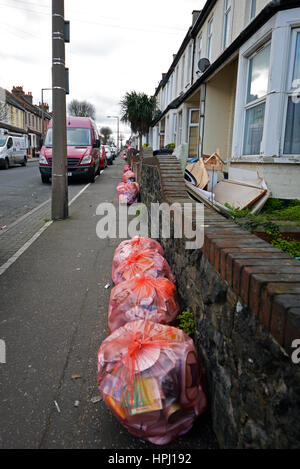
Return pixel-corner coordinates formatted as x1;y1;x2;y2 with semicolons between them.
0;0;205;141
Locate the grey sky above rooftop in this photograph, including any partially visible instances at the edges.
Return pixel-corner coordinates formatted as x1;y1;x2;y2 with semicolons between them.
0;0;205;140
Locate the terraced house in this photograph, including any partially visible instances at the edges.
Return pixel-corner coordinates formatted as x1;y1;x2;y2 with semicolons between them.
0;85;51;156
149;0;300;200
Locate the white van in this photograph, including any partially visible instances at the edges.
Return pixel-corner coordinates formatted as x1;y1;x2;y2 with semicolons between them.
0;131;28;169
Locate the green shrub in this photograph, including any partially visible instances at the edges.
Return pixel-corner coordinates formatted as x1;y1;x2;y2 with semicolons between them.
263;198;285;213
177;309;196;337
270;236;300;258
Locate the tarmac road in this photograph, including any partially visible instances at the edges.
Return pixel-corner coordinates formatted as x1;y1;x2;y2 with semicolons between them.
0;161;88;228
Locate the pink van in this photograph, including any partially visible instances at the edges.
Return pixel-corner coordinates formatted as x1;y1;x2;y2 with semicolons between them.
39;116;101;183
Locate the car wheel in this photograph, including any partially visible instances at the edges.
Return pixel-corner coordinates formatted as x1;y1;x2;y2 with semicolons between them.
41;175;50;183
21;157;27;167
3;158;9;170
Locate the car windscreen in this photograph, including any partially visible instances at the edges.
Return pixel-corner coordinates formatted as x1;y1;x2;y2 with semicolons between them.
45;128;91;147
0;138;7;147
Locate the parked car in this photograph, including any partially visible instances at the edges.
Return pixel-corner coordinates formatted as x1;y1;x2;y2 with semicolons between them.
99;145;108;169
104;145;113;165
0;131;27;169
110;146;117;159
39;117;101;183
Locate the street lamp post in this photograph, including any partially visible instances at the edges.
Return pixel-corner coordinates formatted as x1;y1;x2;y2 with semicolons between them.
51;0;68;220
107;115;119;151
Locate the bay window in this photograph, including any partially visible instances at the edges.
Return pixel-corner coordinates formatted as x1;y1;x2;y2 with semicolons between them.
243;43;271;155
284;29;300;155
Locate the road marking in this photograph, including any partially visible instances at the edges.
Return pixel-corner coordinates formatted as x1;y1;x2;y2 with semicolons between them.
0;182;91;276
0;220;53;276
68;183;90;205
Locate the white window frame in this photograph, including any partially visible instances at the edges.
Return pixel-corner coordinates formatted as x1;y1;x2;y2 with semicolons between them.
187;44;192;87
170;74;174;102
207;17;213;62
175;67;179;96
188;108;200;157
223;0;232;50
232;11;300;163
181;55;185;92
250;0;256;21
197;34;203;64
282;27;300;156
173;113;177;143
178;112;183;145
242;41;271;157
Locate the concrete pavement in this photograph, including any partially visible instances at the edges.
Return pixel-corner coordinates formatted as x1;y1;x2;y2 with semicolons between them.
0;156;218;449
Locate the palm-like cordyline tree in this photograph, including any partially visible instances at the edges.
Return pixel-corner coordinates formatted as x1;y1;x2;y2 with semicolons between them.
120;91;157;150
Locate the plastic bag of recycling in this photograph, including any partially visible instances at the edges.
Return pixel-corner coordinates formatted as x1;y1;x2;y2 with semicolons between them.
116;181;139;205
122;170;136;183
109;306;166;333
112;248;175;285
123;165;131;173
112;238;165;274
108;273;179;333
97;320;207;445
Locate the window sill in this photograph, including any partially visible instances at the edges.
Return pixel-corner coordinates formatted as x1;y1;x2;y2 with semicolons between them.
231;156;300;164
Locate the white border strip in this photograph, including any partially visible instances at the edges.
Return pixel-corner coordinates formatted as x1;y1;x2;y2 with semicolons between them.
0;183;91;276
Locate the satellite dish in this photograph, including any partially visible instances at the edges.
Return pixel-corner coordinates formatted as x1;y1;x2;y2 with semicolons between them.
198;58;211;73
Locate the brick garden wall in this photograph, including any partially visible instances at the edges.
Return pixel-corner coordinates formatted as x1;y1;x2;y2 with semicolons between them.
138;154;300;449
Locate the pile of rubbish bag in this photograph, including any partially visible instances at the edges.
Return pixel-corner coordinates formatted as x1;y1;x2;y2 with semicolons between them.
97;320;207;445
112;248;175;285
122;170;136;183
116;164;139;204
97;232;208;444
108;273;180;332
116;181;140;205
112;237;165;272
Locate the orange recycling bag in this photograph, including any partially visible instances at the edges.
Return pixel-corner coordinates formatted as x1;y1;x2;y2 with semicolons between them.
108;273;179;333
112;248;175;285
116;181;139;205
122;170;136;183
113;237;165;268
97;320;207;445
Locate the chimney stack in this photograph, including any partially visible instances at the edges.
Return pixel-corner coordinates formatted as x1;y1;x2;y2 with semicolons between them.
12;86;25;97
24;91;33;104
